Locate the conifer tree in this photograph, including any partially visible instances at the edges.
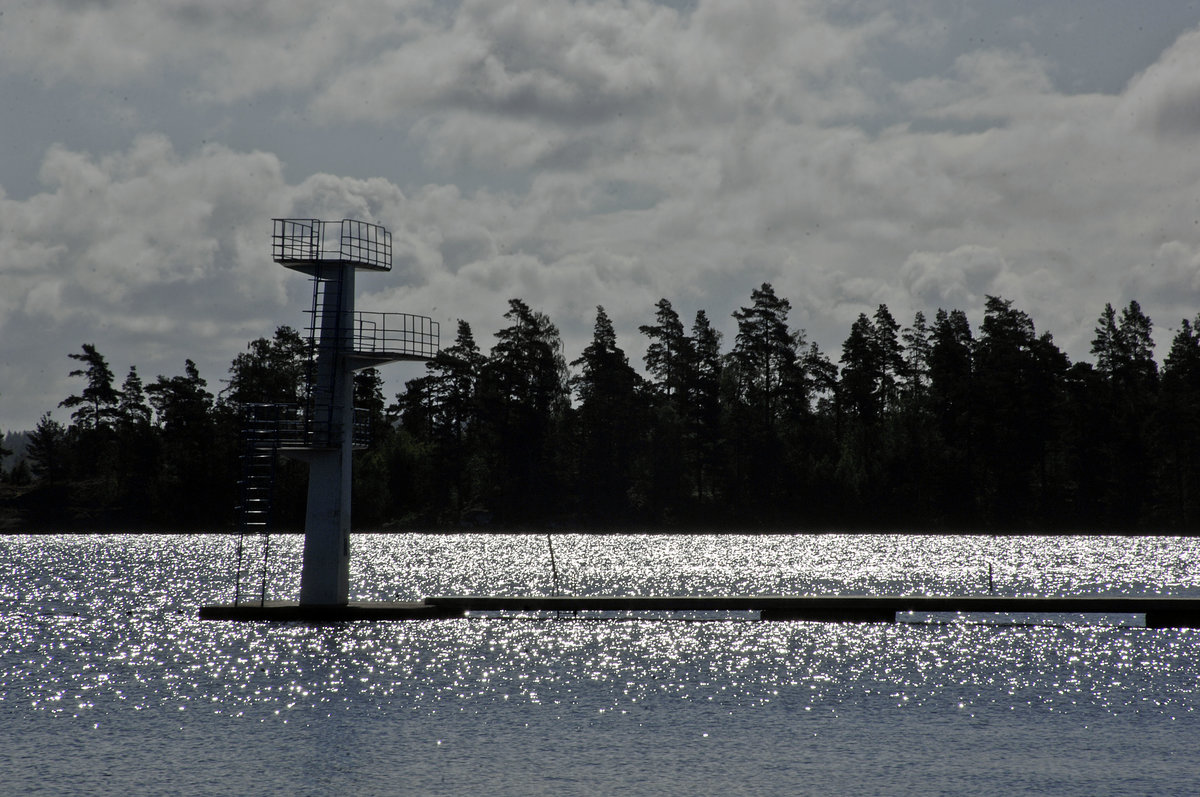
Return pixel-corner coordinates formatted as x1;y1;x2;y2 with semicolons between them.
60;344;120;432
26;413;69;485
115;365;158;498
1090;300;1159;526
224;326;308;406
872;304;903;413
571;306;643;522
639;298;691;404
973;296;1068;523
727;283;806;517
729;283;803;429
688;310;724;509
840;314;883;423
900;311;933;402
1160;317;1200;525
398;319;487;518
478;299;569;522
118;366;153;427
146;360;220;522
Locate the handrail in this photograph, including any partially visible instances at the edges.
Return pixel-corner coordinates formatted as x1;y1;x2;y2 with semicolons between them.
303;309;440;360
240;402;372;449
272;218;392;271
354;311;439;359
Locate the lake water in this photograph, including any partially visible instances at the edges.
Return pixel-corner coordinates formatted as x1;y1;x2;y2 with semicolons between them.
3;532;1200;795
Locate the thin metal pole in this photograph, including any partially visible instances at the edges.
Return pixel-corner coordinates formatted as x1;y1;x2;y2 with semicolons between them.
546;534;561;597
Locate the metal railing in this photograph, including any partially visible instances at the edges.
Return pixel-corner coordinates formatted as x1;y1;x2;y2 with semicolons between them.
353;311;440;359
239;402;373;449
303;309;440;361
272;218;392;271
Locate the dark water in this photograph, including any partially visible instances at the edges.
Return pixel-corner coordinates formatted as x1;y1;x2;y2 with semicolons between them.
3;533;1199;795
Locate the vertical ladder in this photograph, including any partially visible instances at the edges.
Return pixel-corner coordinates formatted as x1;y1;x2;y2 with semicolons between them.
234;406;280;605
305;267;343;446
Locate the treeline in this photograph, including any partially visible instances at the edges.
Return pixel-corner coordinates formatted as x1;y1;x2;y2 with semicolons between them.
7;285;1200;531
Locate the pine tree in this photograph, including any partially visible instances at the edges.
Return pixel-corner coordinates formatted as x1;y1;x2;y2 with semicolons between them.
973;296;1068;524
729;283;803;430
1118;300;1158;391
1160;318;1200;525
399;319;487;519
839;314;882;423
424;320;486;446
901;311;933;403
639;298;691;404
115;365;158;498
224;326;309;406
570;306;644;522
688;310;724;509
354;367;388;441
60;343;120;432
26;413;69;485
926;308;975;523
1089;300;1159;526
478;299;569;523
146;360;220;523
727;283;806;517
872;304;903;413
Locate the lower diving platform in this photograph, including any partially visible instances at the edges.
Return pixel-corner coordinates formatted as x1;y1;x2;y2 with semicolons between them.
199;595;1200;627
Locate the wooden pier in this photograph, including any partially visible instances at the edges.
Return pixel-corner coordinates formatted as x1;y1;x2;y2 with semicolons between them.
199;594;1200;627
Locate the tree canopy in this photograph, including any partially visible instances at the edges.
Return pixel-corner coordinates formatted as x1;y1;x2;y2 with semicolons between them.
13;289;1200;533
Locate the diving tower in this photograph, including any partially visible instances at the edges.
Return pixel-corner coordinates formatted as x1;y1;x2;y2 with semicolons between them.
235;219;438;607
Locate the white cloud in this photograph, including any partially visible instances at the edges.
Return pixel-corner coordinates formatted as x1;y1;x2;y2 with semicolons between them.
1120;27;1200;137
6;2;1200;430
0;0;436;101
901;245;1006;309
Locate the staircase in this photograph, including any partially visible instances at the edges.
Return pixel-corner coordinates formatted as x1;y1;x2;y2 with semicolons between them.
234;404;284;606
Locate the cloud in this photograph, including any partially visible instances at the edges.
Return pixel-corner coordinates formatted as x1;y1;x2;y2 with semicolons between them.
0;137;290;427
1121;27;1200;137
0;0;436;101
1121;241;1200;313
7;3;1200;430
901;245;1006;309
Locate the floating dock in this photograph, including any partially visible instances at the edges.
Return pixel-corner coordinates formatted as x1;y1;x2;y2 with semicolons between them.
199;595;1200;627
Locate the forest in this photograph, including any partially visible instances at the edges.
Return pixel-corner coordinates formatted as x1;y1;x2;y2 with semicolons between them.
5;284;1200;533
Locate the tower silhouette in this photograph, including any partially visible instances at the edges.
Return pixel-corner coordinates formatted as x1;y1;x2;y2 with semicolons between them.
263;218;438;605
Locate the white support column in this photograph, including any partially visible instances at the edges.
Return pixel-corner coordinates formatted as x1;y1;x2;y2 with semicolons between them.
298;266;356;605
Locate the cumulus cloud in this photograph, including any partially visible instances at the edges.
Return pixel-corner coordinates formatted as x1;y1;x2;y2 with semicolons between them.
0;0;436;101
0;137;321;425
901;245;1007;308
1121;27;1200;137
6;2;1200;429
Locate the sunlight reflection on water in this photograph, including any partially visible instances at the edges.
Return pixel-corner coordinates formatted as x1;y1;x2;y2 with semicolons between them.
3;533;1200;796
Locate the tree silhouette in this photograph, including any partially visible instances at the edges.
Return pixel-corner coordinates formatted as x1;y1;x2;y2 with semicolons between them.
478;299;569;523
26;414;68;485
571;306;644;523
60;344;120;432
1159;317;1200;525
224;326;308;406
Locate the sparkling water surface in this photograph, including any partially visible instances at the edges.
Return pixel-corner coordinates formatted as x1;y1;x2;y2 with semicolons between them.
3;533;1200;795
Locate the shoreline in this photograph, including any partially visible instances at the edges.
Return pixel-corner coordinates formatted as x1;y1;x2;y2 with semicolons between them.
2;524;1196;537
5;482;1197;537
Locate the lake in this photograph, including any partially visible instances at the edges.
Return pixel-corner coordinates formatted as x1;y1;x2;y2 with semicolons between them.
3;532;1199;795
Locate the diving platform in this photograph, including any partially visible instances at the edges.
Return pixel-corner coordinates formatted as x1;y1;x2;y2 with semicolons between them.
199;594;1200;627
228;218;439;610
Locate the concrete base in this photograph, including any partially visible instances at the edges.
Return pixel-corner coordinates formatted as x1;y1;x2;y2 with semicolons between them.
200;594;1200;627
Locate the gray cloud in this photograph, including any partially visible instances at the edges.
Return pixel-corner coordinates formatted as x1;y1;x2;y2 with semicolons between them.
4;1;1200;430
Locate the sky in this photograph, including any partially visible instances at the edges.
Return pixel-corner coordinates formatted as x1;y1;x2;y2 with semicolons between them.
4;0;1200;432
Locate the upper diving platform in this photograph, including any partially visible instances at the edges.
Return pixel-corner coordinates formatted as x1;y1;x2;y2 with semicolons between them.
272;218;392;274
